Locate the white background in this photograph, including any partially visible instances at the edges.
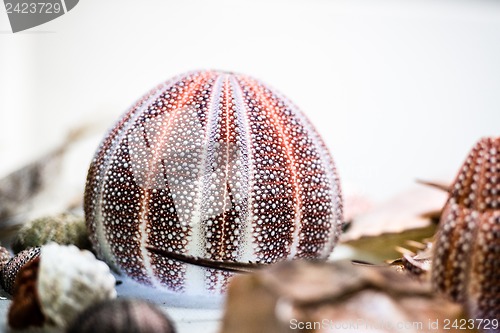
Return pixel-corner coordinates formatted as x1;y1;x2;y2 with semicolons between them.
1;0;500;201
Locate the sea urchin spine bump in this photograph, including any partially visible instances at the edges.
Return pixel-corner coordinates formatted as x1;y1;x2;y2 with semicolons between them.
84;70;343;296
432;137;499;322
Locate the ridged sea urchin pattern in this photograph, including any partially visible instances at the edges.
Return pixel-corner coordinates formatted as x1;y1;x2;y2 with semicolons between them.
432;137;499;322
84;70;343;295
0;247;40;295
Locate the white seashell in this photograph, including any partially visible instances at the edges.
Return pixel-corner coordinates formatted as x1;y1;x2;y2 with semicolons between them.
37;243;116;328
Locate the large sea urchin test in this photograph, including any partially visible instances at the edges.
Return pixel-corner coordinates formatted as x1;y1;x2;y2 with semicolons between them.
84;70;343;295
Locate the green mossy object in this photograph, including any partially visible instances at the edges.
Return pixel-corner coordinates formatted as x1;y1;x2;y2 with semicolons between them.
12;213;91;254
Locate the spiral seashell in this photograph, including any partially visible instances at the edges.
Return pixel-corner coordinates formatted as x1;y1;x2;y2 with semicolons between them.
0;247;40;295
84;70;343;295
432;137;499;321
66;299;176;333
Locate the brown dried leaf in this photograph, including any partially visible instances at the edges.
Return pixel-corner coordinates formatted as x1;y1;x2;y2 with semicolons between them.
220;260;469;333
341;185;448;243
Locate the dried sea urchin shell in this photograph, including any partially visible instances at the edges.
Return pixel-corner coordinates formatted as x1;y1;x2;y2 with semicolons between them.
66;299;176;333
8;243;116;329
0;247;40;295
432;137;500;321
84;70;343;295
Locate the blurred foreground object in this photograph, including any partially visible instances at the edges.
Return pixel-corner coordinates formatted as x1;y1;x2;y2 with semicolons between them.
66;299;176;333
220;260;467;333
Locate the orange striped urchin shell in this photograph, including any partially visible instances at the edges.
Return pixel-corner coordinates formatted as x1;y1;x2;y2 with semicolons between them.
84;70;343;295
432;137;499;321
